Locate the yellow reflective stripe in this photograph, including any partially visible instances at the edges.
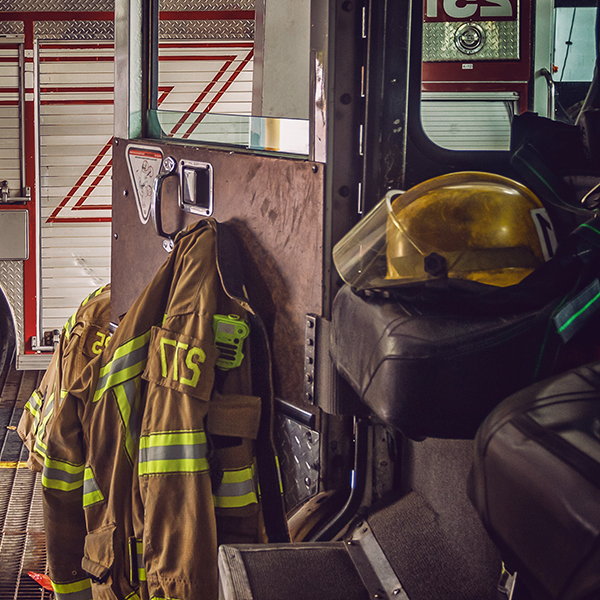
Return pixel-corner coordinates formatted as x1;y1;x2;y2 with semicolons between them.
59;388;68;407
138;430;209;476
33;390;56;460
82;466;104;508
136;539;146;582
213;466;258;509
125;591;141;600
52;577;92;600
81;284;107;307
275;454;283;494
63;312;77;340
42;457;85;491
94;330;151;402
140;430;207;447
35;390;55;439
34;435;47;460
24;390;42;419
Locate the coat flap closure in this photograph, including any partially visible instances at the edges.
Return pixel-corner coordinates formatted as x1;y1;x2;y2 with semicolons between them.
82;523;116;581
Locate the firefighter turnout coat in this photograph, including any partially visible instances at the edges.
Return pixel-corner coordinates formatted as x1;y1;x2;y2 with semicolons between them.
41;220;285;600
17;284;112;473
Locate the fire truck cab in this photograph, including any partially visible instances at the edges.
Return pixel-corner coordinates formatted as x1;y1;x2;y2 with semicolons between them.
1;0;600;599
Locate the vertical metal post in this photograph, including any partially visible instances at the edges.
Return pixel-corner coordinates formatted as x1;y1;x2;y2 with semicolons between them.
114;0;130;138
142;0;159;137
311;0;363;318
115;0;155;139
310;0;329;164
18;43;26;196
361;0;413;213
252;0;266;116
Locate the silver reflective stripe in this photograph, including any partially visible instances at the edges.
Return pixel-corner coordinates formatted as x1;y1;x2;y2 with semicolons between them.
138;431;209;475
25;389;42;418
113;379;141;462
213;466;258;509
139;443;207;463
137;539;146;582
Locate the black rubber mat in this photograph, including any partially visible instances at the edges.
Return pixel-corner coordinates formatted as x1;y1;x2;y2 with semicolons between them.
0;365;50;600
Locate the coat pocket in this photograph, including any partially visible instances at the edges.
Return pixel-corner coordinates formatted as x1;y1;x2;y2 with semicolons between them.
82;523;116;583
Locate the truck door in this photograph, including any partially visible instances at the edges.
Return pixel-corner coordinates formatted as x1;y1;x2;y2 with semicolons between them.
110;0;361;521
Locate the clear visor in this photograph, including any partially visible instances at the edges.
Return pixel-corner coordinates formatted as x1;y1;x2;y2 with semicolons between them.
332;190;407;290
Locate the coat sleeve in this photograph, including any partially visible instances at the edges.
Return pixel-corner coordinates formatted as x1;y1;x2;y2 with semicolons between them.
17;342;60;472
40;321;96;599
42;388;92;600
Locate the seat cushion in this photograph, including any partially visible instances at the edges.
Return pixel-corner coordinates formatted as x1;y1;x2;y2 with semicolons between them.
330;284;558;439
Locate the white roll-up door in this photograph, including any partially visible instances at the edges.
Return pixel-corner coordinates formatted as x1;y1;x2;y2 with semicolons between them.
38;41;114;332
0;44;21;198
421;92;519;151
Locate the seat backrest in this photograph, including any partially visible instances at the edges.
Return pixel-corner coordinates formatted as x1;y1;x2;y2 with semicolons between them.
469;361;600;600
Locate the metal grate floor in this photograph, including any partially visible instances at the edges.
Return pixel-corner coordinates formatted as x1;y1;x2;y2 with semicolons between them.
0;364;51;600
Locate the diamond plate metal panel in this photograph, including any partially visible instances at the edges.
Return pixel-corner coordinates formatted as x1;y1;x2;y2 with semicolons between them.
160;0;254;9
273;413;320;513
159;19;254;40
423;20;520;62
0;0;112;10
0;261;24;356
0;22;24;35
35;20;114;40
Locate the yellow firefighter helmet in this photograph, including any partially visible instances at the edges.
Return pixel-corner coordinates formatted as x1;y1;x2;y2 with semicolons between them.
333;172;555;290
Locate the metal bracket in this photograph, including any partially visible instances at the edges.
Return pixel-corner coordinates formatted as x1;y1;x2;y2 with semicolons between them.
0;181;31;204
304;314;317;404
497;563;517;600
346;521;410;600
30;336;53;353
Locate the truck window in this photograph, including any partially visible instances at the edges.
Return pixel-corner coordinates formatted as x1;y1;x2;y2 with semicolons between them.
554;4;598;123
150;0;311;156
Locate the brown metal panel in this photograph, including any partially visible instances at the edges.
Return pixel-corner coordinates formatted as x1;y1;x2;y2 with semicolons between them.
111;138;324;407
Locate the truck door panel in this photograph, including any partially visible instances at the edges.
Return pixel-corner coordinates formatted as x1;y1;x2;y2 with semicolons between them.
112;138;324;408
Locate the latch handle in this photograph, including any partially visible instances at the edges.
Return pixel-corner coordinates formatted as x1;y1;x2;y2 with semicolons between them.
151;156;178;251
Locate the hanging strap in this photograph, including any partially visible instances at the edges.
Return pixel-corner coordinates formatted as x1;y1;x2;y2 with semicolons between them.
215;221;290;543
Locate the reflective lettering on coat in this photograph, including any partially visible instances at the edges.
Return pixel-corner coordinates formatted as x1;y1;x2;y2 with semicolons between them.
159;336;206;387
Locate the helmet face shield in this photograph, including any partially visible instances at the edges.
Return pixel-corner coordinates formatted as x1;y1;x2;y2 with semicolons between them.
333;172;557;290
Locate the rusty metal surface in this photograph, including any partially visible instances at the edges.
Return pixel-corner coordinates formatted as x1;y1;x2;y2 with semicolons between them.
0;366;49;600
112;138;324;407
